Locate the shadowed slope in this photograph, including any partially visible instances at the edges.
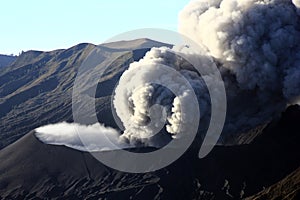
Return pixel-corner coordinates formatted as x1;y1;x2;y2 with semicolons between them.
0;106;299;199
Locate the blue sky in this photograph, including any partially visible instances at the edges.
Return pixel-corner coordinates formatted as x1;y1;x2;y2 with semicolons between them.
1;0;190;55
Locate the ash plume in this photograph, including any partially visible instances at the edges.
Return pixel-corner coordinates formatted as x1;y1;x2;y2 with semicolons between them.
179;0;300;100
37;0;300;150
114;0;300;144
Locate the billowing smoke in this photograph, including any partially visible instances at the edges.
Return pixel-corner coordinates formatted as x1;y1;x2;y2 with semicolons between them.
179;0;300;100
35;122;129;152
114;0;300;144
37;0;300;150
113;47;204;145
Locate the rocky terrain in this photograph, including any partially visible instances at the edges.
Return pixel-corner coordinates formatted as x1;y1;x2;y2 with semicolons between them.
0;104;299;199
0;54;16;69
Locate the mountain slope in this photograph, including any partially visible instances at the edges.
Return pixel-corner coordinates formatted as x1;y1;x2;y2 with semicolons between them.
0;54;17;69
246;167;300;200
0;39;170;149
0;132;161;200
0;105;299;199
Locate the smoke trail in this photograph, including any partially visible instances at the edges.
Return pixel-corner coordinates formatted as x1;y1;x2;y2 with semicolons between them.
35;122;129;152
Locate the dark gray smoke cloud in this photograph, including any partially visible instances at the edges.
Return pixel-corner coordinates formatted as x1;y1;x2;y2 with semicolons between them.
176;0;300;138
179;0;300;100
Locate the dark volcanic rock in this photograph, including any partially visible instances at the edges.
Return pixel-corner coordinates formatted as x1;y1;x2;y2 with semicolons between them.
0;132;161;200
245;167;300;200
0;105;299;199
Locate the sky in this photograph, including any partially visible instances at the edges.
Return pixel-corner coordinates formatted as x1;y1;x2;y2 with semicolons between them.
1;0;190;55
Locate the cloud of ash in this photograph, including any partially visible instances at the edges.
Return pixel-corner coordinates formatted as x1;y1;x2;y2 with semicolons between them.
35;122;129;152
179;0;300;100
113;47;204;145
114;0;300;144
36;0;300;150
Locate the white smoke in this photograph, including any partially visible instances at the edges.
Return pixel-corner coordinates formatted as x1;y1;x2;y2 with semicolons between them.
113;47;205;145
36;0;300;150
294;0;300;6
35;122;129;152
114;0;300;144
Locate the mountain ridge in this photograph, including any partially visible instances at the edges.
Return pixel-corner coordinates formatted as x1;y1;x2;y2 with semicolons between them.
0;39;170;149
0;54;17;69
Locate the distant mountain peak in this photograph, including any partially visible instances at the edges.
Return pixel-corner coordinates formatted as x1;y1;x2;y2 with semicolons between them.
0;54;17;69
100;38;173;50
